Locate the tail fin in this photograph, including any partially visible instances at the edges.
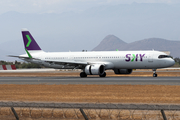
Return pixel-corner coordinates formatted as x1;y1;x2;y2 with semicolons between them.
22;28;42;51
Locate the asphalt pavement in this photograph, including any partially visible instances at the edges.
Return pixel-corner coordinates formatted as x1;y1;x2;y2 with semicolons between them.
0;76;180;85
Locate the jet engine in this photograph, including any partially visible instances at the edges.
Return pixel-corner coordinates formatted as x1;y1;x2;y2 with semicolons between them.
114;69;132;74
85;64;105;75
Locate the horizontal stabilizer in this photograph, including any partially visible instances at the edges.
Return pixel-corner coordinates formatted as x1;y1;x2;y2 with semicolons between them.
8;55;40;60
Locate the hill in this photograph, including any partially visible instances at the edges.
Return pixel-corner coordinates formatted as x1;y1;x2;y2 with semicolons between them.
92;35;180;57
93;35;127;51
0;3;180;53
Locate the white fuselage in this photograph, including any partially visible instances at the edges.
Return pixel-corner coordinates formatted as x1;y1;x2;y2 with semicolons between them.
21;50;175;70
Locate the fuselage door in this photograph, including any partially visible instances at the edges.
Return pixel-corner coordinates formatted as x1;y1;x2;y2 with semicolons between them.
96;55;101;61
148;53;153;62
68;56;74;61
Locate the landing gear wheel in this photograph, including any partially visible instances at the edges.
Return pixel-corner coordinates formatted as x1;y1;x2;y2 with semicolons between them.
152;69;157;77
99;72;106;77
80;72;87;78
153;73;157;77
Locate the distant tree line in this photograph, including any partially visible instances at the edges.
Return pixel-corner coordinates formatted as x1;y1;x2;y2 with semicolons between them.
0;61;42;69
0;61;13;65
15;62;42;69
174;58;180;67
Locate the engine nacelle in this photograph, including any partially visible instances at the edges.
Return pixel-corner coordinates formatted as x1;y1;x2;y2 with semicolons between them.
114;69;133;74
85;64;105;75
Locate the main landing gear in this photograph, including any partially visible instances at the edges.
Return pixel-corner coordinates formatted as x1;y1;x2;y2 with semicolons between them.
99;72;106;77
80;72;106;77
152;69;157;77
80;72;87;78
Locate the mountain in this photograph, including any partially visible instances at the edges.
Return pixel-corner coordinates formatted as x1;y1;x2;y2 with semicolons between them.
92;35;127;51
92;35;180;58
0;3;180;54
1;3;180;60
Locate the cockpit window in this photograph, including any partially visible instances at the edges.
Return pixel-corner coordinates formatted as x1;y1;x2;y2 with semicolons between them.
158;55;171;59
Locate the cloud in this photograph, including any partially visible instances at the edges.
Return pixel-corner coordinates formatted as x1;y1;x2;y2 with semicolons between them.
0;0;179;14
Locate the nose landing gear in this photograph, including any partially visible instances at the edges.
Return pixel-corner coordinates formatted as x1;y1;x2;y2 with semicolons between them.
153;69;157;77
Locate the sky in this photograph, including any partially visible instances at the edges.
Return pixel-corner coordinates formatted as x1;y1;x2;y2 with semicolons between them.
0;0;180;14
0;0;180;60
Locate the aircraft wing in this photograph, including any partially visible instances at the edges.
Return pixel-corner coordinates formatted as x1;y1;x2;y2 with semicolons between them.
44;60;88;66
9;55;110;68
44;60;110;68
44;59;110;66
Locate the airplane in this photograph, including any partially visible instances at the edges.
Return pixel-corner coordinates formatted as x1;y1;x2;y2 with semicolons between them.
9;29;175;77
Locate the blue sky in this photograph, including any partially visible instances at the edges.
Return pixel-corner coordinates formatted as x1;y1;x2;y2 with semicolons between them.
0;0;180;14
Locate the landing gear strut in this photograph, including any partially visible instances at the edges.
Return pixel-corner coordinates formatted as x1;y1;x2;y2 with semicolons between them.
152;69;157;77
99;72;106;77
80;72;87;78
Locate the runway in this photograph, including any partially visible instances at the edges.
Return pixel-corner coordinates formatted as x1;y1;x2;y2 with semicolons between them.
0;76;180;85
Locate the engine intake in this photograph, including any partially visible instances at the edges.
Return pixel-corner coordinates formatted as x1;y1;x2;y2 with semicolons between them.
85;64;105;75
114;69;132;74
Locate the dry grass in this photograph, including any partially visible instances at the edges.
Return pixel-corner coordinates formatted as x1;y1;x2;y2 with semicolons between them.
0;69;180;120
1;107;179;120
0;70;180;104
0;84;180;104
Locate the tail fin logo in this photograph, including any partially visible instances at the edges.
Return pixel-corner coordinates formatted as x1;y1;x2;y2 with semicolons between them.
22;29;41;50
26;35;32;47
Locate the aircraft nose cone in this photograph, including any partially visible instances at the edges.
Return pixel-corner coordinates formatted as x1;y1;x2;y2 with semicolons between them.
170;59;175;66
